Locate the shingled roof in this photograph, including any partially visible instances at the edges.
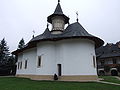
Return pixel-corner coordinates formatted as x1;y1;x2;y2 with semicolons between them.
47;1;69;24
12;22;104;55
12;1;104;55
96;42;120;59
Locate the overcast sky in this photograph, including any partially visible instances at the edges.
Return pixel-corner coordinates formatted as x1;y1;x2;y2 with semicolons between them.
0;0;120;51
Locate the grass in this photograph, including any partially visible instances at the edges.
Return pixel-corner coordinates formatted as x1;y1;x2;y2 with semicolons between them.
0;77;120;90
99;76;120;84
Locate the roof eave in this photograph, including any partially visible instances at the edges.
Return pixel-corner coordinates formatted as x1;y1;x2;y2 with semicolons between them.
47;14;69;24
12;36;104;55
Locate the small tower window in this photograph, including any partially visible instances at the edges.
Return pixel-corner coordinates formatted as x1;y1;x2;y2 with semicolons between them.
25;60;27;69
52;17;65;31
37;56;41;67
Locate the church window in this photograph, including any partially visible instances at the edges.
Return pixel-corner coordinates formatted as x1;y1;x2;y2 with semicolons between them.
18;62;20;69
25;60;27;69
38;56;41;67
93;56;96;68
20;62;22;69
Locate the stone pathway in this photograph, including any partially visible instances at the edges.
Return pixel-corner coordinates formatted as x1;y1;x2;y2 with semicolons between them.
115;76;120;80
97;76;120;86
97;81;120;86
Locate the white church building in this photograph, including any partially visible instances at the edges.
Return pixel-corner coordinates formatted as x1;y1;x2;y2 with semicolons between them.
13;1;104;81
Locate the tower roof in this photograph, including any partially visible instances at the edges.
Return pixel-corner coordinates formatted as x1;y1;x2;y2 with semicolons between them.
54;2;63;14
47;1;69;24
31;22;104;48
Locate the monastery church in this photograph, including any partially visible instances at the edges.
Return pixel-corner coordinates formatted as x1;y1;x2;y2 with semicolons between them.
13;0;104;81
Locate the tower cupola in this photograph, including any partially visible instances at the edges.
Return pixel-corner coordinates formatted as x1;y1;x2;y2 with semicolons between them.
47;0;69;34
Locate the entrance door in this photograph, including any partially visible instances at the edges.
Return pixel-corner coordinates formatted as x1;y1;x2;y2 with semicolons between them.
58;64;61;76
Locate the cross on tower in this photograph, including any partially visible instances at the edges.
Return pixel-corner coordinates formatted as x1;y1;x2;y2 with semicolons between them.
58;0;60;3
76;11;79;22
32;30;35;38
47;23;49;28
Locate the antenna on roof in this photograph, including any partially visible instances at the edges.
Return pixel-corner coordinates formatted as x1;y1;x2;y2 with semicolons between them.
76;11;79;22
58;0;60;3
32;30;35;38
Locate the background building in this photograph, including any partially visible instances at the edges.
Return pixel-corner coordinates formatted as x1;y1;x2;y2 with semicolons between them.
96;42;120;76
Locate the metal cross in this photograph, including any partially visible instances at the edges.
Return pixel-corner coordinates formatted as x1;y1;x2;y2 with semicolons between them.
58;0;60;3
47;23;49;28
76;11;79;22
32;30;35;38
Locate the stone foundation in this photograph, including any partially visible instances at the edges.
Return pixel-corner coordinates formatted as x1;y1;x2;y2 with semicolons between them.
16;74;98;82
59;75;98;82
16;74;53;80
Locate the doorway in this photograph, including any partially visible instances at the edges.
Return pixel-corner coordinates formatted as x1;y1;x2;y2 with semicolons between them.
57;64;61;76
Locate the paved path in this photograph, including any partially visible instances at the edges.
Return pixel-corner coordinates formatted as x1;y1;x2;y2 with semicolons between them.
97;81;120;86
97;76;120;86
115;76;120;80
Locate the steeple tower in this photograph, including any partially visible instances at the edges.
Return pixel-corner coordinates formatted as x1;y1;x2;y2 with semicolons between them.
47;0;69;34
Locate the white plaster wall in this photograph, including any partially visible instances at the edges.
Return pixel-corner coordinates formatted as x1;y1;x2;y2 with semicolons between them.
16;48;37;75
17;38;97;76
36;39;96;76
59;39;97;75
36;42;56;75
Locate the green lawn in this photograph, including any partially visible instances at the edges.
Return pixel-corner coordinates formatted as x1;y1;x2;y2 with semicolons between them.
99;76;120;84
0;77;120;90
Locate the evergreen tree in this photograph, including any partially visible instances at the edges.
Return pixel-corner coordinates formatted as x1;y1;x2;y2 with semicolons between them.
0;38;10;64
7;55;17;75
0;38;17;75
18;38;25;49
